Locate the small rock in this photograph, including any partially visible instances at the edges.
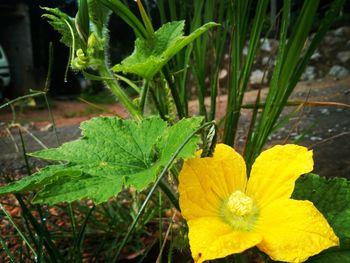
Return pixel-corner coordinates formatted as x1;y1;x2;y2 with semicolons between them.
219;69;228;79
249;69;268;84
261;56;275;66
320;108;330;115
324;35;342;46
310;136;322;141
301;66;318;81
262;56;269;65
243;46;249;56
311;51;321;61
328;65;349;78
260;39;272;52
337;51;350;63
334;27;347;37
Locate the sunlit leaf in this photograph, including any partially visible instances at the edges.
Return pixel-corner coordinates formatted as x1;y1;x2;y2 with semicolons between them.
112;21;218;79
0;117;203;204
41;7;83;49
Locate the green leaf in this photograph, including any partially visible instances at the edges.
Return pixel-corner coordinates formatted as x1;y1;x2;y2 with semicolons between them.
33;173;121;204
308;250;350;263
87;0;111;34
0;165;81;194
0;117;203;204
42;7;83;49
76;0;90;44
292;174;350;262
112;21;219;79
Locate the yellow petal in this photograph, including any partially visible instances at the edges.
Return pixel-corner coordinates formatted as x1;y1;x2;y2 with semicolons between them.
188;217;262;263
256;199;339;263
246;144;313;208
179;144;247;220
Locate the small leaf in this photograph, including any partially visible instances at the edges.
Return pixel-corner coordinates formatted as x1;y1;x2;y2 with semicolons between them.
87;0;111;34
112;21;219;79
76;0;90;45
0;117;203;204
42;7;83;49
292;174;350;261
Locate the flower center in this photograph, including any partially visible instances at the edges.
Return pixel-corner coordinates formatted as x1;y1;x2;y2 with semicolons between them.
220;190;259;231
227;190;253;216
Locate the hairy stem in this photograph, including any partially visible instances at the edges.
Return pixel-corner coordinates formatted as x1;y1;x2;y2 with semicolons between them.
98;63;142;120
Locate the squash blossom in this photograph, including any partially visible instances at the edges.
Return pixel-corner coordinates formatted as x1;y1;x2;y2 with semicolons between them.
179;144;339;263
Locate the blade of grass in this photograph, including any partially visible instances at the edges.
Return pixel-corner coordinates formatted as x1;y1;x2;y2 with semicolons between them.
0;203;37;259
0;91;45;110
16;127;63;262
0;235;16;263
77;205;96;254
224;0;269;146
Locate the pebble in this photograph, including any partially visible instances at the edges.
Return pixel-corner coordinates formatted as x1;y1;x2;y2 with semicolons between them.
250;69;268;84
219;69;228;79
260;39;272;52
328;65;349;78
301;66;318;81
311;51;322;60
310;136;323;141
320;108;330;115
337;51;350;63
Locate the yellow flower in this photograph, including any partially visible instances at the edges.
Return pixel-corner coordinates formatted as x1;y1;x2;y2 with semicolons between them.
178;144;339;263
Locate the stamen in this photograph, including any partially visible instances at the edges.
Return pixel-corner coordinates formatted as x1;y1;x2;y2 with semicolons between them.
227;191;253;216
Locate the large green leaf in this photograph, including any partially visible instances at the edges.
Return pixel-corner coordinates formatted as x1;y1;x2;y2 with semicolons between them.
292;174;350;262
112;21;218;79
0;117;203;204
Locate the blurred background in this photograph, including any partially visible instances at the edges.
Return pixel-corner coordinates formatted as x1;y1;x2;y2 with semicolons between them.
0;0;349;100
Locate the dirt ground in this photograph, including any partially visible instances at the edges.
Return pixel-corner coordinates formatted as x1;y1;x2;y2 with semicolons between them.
0;76;349;179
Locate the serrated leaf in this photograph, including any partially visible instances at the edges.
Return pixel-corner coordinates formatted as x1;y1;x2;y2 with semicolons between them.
0;165;81;194
112;21;219;79
292;174;350;261
0;117;203;204
33;173;121;204
42;7;83;49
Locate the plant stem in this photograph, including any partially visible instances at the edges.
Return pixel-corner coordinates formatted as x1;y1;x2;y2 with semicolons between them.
98;63;142;120
159;180;179;210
